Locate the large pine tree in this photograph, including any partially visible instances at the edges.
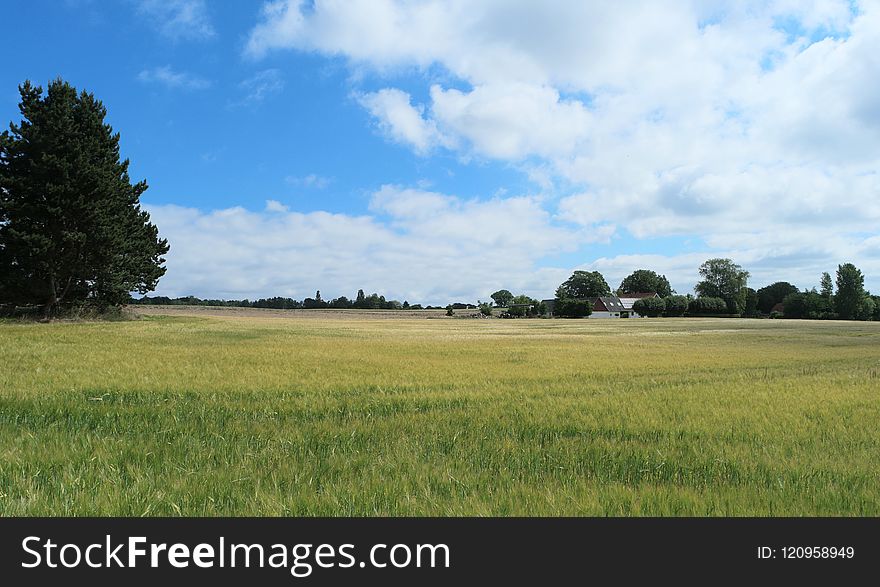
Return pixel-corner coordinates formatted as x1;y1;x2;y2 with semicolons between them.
0;79;169;317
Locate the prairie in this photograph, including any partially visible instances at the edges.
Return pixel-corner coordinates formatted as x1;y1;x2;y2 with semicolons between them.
1;311;878;515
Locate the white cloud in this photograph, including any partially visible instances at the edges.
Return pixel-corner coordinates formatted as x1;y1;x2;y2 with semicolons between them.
429;82;592;159
264;199;290;213
137;66;211;90
358;89;450;154
237;0;880;294
136;0;215;41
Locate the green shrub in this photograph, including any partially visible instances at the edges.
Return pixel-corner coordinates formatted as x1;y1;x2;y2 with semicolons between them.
688;297;727;315
554;298;592;318
633;297;665;317
664;295;689;317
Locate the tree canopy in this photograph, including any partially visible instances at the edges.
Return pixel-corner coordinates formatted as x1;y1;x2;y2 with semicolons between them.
505;294;539;317
694;258;749;314
0;79;168;317
835;263;865;320
557;270;610;299
756;281;798;314
820;272;834;298
618;269;672;297
490;289;514;307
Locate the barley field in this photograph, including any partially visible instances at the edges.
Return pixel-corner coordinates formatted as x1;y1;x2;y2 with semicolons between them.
1;311;878;516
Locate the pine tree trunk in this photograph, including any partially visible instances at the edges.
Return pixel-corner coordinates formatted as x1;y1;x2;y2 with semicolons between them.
43;275;57;321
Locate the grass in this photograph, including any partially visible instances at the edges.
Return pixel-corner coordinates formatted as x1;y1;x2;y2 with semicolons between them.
1;314;879;516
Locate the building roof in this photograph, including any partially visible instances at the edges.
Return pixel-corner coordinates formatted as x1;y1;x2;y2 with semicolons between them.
593;296;626;312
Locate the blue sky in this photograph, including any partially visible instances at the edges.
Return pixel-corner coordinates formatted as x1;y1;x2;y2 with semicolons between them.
3;0;879;303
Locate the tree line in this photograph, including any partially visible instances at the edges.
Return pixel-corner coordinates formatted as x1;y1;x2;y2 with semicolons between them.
542;259;878;320
131;289;454;311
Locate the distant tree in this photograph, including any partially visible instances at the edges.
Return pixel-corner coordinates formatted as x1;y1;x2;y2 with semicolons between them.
756;282;798;314
554;297;592;318
663;295;689;317
446;305;454;316
742;287;759;317
0;79;168;317
402;300;410;309
302;296;324;309
252;296;300;309
856;296;875;321
835;263;865;320
506;294;538;317
329;296;351;309
820;272;834;298
694;258;749;314
363;292;381;309
781;292;807;319
553;286;592;318
355;289;366;308
618;269;672;298
557;270;610;299
490;289;514;307
479;302;493;316
633;297;665;317
805;291;835;319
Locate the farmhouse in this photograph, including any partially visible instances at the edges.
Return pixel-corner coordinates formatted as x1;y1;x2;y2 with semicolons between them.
590;296;627;318
543;292;660;318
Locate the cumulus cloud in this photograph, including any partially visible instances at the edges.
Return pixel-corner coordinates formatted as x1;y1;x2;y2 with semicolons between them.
264;199;290;213
137;66;211;90
358;89;450;154
429;83;592;160
135;0;215;41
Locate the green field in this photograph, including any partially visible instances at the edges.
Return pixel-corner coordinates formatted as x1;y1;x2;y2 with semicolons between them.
1;313;879;516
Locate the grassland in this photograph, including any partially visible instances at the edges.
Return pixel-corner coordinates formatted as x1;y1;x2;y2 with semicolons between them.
1;311;879;516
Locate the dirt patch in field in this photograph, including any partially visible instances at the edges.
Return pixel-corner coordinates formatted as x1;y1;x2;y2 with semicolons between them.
132;305;481;320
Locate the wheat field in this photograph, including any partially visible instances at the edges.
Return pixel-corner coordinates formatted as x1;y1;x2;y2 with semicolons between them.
1;312;878;515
